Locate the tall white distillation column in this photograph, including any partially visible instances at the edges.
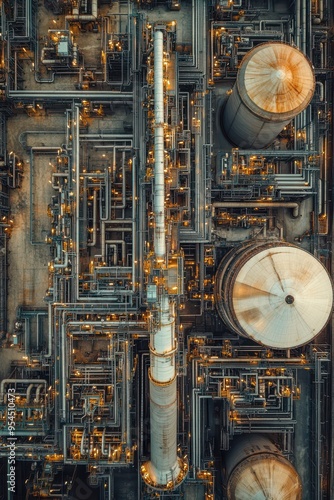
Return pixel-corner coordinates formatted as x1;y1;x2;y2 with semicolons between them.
141;29;187;491
153;30;165;260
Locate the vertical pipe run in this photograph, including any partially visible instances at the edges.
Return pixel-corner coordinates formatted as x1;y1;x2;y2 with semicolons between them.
153;31;166;259
87;190;97;247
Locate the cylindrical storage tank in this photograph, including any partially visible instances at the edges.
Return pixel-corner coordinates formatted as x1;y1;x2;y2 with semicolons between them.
222;42;315;149
225;434;302;499
214;241;333;348
143;293;188;489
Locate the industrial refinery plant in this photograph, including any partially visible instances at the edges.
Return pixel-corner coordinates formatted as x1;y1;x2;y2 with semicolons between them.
0;1;334;499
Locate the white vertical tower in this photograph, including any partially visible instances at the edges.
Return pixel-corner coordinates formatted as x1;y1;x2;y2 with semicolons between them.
153;29;166;261
141;29;187;490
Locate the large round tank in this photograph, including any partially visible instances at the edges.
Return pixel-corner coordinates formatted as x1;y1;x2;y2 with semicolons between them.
215;241;333;348
225;434;302;499
222;42;315;149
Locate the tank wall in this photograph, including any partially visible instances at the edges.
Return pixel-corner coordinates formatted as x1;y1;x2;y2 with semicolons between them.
214;240;275;338
225;435;302;500
224;434;280;477
222;86;290;149
214;241;333;348
222;42;315;149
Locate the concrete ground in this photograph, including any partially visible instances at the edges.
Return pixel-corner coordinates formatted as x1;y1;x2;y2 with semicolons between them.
6;113;66;334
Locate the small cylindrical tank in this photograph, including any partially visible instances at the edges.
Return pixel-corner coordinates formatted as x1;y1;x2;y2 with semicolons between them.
225;434;302;499
222;42;315;149
214;241;333;348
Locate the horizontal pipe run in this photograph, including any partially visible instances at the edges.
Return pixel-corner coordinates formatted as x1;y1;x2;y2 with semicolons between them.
66;0;98;21
8;91;132;100
212;201;300;217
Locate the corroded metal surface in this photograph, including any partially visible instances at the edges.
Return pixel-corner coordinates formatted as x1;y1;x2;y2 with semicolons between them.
215;242;333;348
222;42;315;148
226;435;302;500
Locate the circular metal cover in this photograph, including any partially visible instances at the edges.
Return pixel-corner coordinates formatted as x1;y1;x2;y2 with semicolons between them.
232;246;333;348
238;42;315;120
228;453;302;499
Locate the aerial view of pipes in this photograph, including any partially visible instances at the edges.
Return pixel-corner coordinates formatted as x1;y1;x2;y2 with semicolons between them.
0;1;333;499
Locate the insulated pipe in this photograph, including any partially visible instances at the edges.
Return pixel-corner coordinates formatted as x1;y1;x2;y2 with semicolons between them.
61;321;67;421
102;428;107;456
153;31;166;259
106;244;117;265
105;240;126;264
67;321;146;328
80;429;86;455
52;172;69;190
212;201;300;218
295;0;301;48
41;47;57;65
0;380;47;403
54;250;69;269
26;383;35;404
8;91;132;100
34;384;45;403
316;81;324;102
301;0;307;54
66;0;98;22
100;221;128;261
125;339;131;448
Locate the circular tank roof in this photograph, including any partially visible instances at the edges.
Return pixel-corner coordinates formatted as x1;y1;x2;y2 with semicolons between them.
238;42;315;120
232;245;333;348
228;453;302;499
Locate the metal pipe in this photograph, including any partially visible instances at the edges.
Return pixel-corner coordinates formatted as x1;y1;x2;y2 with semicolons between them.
301;0;307;54
295;0;301;48
212;201;300;217
74;104;82;301
34;384;45;403
132;156;137;289
106;244;117;265
125;340;131;448
67;321;146;327
191;390;211;472
79;134;133;139
80;429;86;455
104;240;126;264
316;81;324;101
319;0;324;20
54;250;69;269
52;172;69;190
61;320;67;421
9;91;132;100
26;383;34;404
87;190;97;247
66;0;98;22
